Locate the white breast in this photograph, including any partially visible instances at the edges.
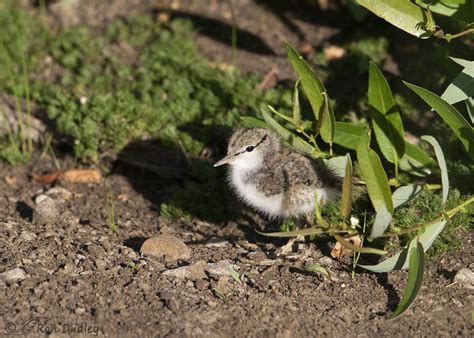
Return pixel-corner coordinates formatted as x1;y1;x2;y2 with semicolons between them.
230;167;284;218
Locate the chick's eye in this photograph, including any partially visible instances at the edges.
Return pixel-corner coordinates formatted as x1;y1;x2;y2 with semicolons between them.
246;146;255;152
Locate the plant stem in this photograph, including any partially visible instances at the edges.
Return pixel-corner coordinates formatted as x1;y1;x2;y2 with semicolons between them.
444;27;474;42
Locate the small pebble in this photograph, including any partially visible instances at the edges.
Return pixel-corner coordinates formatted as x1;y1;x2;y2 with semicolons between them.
75;307;86;315
454;268;474;289
94;259;107;269
166;298;179;312
195;279;209;290
33;195;58;225
0;267;27;282
318;256;336;267
44;186;73;203
205;237;229;248
206;260;239;278
140;235;191;262
19;231;36;241
247;252;266;261
162;261;207;280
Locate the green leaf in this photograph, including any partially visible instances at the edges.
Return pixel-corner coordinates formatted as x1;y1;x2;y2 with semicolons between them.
261;105;315;156
373;206;393;238
333;122;435;176
359;218;447;272
466;97;474;125
333;122;365;150
292;78;301;125
241;116;269;129
228;268;242;284
356;0;431;38
267;105;294;124
340;154;353;219
441;57;474;105
392;185;422;209
415;0;474;22
304;263;329;277
368;61;405;165
356;129;393;238
284;42;325;119
323;156;348;176
320;93;336;150
404;81;474;160
399;142;434;176
388;242;425;320
421;135;449;206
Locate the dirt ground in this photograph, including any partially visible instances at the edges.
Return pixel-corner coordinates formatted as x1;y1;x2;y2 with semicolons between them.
1;155;473;337
1;1;473;337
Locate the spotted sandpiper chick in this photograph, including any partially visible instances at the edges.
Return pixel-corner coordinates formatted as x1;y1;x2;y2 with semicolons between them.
214;128;341;220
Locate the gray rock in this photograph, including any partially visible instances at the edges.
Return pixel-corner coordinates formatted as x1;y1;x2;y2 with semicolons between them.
206;260;239;278
33;195;58;225
317;256;336;267
44;187;73;204
94;259;107;269
454;268;474;289
205;237;229;248
246;252;267;261
19;231;36;241
140;235;191;262
0;267;27;282
162;261;207;280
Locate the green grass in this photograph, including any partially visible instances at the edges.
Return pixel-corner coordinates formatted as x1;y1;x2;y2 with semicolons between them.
0;1;44;164
392;189;473;257
1;5;291;162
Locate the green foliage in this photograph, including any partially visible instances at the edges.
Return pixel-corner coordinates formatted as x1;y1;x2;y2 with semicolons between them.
340;154;353;219
261;106;315;156
2;13;289;160
421;135;449;205
356;0;431;38
394;190;472;257
0;1;45;164
405;81;474;160
358;0;474;41
285;42;326;119
257;42;473;318
415;0;474;23
368;62;405;169
279;219;297;232
356;129;394;237
388;242;425;319
392;185;422;209
0;143;31;165
441;57;474;105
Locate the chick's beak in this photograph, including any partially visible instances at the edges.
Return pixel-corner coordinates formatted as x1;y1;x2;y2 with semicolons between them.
213;154;234;167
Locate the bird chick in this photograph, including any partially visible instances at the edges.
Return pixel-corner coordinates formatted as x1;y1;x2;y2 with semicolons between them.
214;128;341;219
